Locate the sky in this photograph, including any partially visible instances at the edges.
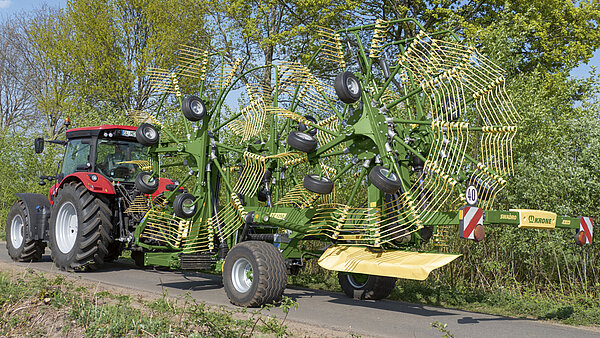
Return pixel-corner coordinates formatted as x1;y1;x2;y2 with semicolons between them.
0;0;598;79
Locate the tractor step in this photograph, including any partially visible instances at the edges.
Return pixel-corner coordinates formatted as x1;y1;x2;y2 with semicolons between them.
180;253;215;270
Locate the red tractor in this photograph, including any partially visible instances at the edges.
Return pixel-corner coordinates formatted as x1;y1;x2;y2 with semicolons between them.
5;123;170;270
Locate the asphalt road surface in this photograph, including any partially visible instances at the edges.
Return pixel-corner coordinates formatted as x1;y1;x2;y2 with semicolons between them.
1;244;598;337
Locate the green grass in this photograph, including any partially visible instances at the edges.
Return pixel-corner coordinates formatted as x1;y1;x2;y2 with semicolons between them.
0;269;297;337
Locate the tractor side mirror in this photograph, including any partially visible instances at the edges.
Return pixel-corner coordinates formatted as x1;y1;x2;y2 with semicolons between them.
34;138;44;154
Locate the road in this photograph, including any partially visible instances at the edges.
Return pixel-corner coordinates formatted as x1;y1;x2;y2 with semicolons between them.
1;245;597;337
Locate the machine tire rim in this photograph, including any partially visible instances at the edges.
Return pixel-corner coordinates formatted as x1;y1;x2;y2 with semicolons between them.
231;257;253;293
10;214;24;248
296;132;313;141
380;168;398;182
347;274;368;289
56;201;78;254
143;174;156;185
143;127;156;140
191;100;204;115
182;199;196;214
347;77;359;95
310;174;330;183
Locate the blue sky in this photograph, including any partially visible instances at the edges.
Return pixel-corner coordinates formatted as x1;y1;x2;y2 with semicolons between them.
0;0;598;79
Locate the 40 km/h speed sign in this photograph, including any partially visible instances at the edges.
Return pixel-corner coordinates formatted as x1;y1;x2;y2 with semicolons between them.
466;185;478;206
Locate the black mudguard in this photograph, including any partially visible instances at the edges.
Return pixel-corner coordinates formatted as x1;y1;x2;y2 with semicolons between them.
15;193;51;241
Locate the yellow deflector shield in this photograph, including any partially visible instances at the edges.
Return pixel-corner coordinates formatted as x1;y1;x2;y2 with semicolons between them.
318;246;461;280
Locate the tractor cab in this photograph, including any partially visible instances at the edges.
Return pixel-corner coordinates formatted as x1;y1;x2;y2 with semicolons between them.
58;125;147;183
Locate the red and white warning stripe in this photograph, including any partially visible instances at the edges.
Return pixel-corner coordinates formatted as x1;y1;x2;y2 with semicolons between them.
460;206;484;240
579;217;593;244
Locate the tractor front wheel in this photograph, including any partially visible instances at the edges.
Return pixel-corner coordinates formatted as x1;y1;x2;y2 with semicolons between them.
223;241;287;307
48;182;113;271
5;200;45;261
338;272;397;300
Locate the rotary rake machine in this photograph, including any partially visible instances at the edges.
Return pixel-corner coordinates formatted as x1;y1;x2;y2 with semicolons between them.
125;18;592;306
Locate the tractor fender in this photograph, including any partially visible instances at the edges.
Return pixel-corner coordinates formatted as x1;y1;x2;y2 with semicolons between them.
51;172;116;198
14;193;51;241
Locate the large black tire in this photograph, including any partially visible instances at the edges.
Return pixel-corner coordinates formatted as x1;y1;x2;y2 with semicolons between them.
135;172;159;194
287;131;317;153
5;200;45;262
334;71;362;103
338;272;397;300
182;95;207;121
173;193;197;219
48;182;113;271
368;166;402;194
303;174;334;194
136;123;159;146
298;115;318;136
223;241;287;307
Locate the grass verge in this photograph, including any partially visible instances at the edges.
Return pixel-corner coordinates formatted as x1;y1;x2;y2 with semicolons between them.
0;268;298;337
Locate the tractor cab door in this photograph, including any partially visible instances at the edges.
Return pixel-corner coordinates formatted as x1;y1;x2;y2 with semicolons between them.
59;138;92;181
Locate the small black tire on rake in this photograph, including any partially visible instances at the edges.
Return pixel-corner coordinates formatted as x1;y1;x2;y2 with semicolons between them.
368;166;402;194
182;95;207;121
136;123;159;146
303;174;334;195
135;171;159;194
287;130;317;153
298;115;318;136
173;193;197;219
334;71;362;104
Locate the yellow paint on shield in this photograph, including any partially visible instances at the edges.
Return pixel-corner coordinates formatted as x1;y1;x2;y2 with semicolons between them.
318;246;461;280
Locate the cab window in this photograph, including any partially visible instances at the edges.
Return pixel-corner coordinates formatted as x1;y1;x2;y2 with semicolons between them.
95;139;147;182
61;139;91;177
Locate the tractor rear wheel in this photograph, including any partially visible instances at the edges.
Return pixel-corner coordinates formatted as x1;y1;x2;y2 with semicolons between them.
223;241;287;307
48;182;113;271
338;272;397;300
5;200;45;262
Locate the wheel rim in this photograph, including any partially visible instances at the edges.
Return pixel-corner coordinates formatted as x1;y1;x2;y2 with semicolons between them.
380;168;398;182
347;274;368;289
191;100;204;116
10;214;24;248
346;77;360;95
143;174;156;186
310;174;330;183
296;132;314;141
55;201;78;254
182;198;195;214
143;127;156;140
231;258;253;293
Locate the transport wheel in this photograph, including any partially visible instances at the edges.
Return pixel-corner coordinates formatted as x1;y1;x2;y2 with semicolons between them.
338;272;397;300
136;123;159;146
287;130;318;153
48;182;113;271
5;200;45;261
298;115;318;136
135;171;159;194
182;95;206;121
223;241;287;307
334;71;361;103
173;193;197;219
368;166;402;194
303;174;334;194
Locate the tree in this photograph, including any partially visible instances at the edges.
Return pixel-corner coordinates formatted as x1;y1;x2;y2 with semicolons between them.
207;0;359;86
29;0;210;115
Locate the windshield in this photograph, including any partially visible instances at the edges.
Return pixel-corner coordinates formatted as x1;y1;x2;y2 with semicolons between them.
95;138;148;182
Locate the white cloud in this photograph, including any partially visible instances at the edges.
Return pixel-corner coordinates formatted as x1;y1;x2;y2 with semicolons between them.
0;0;12;9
